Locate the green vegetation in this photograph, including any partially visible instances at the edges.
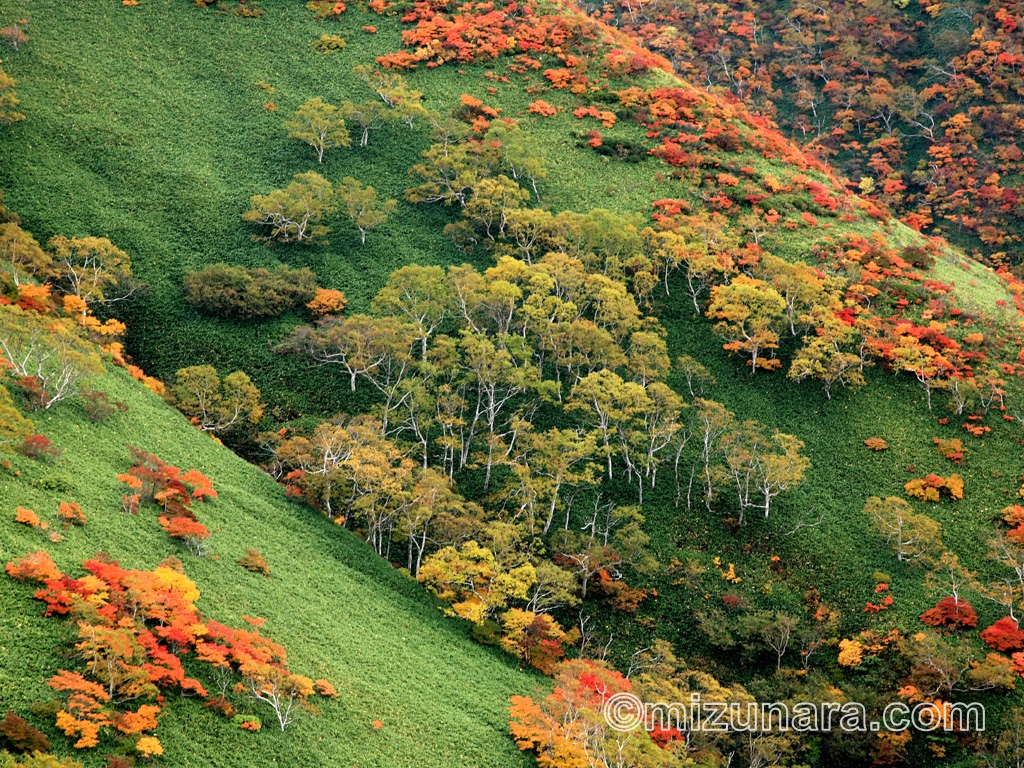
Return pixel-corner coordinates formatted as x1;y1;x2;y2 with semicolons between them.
4;0;1024;766
0;368;538;767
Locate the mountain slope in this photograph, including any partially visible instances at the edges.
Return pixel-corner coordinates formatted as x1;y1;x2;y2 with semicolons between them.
3;0;1024;765
0;366;539;768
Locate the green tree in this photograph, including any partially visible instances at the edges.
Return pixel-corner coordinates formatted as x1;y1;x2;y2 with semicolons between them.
182;263;318;319
49;236;141;307
864;496;943;565
372;265;451;359
688;397;736;511
285;97;351;163
281;314;415;431
406;136;491;208
758;254;844;337
0;382;33;451
0;305;103;409
462;176;530;241
335;177;397;244
524;560;580;613
395;466;477;575
458;331;546;486
504;207;555;264
483;122;547;201
675;354;716;398
340;101;390;147
625;330;670;387
242;171;337;244
167;365;264;434
707;275;786;372
788;320;865;399
353;64;426;128
0;222;52;286
719;421;810;522
508;426;599;535
567;370;632;480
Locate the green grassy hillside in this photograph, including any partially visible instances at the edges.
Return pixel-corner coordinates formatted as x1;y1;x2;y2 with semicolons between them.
0;0;670;418
0;367;539;767
3;0;1024;765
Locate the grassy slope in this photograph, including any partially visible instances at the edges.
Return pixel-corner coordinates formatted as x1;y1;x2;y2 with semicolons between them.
0;368;539;767
3;0;1024;762
0;0;667;418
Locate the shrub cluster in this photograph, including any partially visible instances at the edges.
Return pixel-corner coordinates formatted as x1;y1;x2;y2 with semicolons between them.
183;263;318;319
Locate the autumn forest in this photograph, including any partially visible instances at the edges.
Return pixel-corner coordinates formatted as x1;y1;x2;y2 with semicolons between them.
2;1;1024;767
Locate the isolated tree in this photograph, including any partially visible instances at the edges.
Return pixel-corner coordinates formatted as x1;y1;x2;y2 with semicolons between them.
285;97;351;163
891;335;953;410
676;354;716;398
353;64;427;128
735;611;800;673
167;365;263;434
306;287;347;317
335;177;397;244
0;25;28;51
49;236;140;307
242;666;315;731
243;171;337;244
510;426;599;535
339;101;390;147
981;533;1024;623
706;275;786;372
864;496;943;564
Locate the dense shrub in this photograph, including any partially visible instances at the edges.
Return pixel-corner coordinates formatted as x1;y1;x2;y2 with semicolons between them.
236;548;271;577
183;263;318;319
0;711;51;753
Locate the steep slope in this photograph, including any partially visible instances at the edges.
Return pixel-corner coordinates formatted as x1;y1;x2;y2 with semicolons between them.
0;366;539;768
3;0;1024;764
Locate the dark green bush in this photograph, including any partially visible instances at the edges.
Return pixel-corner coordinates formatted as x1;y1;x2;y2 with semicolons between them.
183;263;318;319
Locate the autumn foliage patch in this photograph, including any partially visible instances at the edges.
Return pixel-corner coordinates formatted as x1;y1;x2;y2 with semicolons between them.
5;549;330;751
